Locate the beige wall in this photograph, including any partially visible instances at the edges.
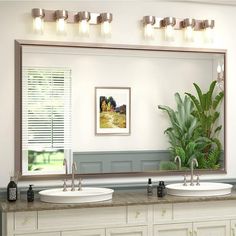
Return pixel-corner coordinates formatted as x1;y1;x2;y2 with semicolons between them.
0;1;235;187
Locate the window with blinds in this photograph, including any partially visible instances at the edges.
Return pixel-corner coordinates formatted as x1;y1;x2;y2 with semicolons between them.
22;67;72;175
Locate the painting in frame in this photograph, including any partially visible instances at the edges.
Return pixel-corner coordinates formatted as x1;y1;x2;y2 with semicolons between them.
95;87;131;135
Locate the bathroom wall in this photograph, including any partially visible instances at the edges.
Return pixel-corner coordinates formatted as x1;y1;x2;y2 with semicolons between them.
23;46;215;152
0;0;235;188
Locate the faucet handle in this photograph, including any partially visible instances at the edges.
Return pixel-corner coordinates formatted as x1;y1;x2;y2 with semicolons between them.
183;175;187;186
78;178;83;191
196;174;200;186
63;179;67;191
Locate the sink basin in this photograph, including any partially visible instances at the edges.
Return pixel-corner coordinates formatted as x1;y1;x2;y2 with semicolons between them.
39;187;114;204
166;182;233;197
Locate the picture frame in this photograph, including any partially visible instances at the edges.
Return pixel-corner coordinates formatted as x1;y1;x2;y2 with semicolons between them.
95;87;131;135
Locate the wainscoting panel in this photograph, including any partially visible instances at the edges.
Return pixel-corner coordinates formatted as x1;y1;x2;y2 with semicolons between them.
73;150;171;174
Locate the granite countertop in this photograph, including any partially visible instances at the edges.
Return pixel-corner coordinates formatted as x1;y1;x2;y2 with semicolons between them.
1;189;236;212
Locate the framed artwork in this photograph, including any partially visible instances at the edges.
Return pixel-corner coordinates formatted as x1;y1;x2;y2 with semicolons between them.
95;87;131;135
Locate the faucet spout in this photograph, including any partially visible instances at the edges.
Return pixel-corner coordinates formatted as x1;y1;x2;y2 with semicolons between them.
174;156;181;170
71;161;77;191
63;158;68;175
190;158;198;186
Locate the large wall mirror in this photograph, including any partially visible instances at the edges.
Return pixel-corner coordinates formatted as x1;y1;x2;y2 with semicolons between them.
15;40;226;179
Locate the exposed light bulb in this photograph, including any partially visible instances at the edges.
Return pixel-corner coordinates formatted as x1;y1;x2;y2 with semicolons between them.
204;27;214;43
217;64;222;74
57;18;66;33
101;21;111;37
33;17;44;33
32;8;45;33
184;26;194;42
165;25;175;41
79;19;90;36
144;23;154;40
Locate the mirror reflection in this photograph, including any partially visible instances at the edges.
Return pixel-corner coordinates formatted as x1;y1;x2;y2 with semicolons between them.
18;42;225;177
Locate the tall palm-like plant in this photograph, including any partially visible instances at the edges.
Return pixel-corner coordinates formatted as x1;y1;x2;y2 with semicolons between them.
185;80;224;169
185;81;224;139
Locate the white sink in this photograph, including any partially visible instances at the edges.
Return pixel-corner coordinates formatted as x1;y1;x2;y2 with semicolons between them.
166;182;233;197
39;187;114;204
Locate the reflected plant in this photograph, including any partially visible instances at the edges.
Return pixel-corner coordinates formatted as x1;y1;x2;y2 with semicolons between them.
158;93;201;169
158;81;224;170
185;80;224;169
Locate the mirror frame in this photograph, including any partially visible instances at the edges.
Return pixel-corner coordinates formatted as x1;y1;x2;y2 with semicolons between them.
15;39;227;180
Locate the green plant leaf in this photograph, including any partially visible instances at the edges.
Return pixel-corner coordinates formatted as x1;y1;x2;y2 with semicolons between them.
206;149;221;169
213;91;224;109
174;146;186;164
164;127;173;134
186;141;196;159
206;81;217;110
175;93;183;109
193;83;204;108
212;138;222;151
212;112;220;123
214;125;222;134
196;153;206;169
160;161;178;170
191;110;199;119
185;93;202;113
158;105;176;120
202;93;207;111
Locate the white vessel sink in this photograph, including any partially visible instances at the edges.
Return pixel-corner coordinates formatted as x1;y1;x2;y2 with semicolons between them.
39;187;114;204
166;182;233;197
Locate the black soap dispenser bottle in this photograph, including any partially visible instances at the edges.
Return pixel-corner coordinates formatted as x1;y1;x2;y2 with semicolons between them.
7;176;17;202
157;181;166;198
27;185;34;202
147;178;153;196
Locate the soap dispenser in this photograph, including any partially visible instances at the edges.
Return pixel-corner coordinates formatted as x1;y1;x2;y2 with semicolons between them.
157;181;166;198
27;185;34;202
147;178;153;196
7;176;17;202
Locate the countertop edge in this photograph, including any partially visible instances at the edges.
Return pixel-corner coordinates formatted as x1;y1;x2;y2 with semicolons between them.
1;190;236;212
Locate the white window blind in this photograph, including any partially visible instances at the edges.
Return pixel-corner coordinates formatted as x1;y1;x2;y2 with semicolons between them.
22;67;72;152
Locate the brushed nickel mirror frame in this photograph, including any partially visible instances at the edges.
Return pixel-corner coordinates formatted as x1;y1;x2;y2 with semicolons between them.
15;39;227;180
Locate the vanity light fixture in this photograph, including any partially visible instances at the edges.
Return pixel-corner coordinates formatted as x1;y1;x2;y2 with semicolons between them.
55;10;68;33
216;62;224;91
162;17;176;41
182;18;196;42
141;16;215;43
99;13;113;37
32;8;45;33
202;19;215;43
143;16;155;39
31;8;113;37
77;11;91;36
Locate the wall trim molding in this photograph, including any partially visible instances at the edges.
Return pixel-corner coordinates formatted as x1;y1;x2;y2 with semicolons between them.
73;150;171;174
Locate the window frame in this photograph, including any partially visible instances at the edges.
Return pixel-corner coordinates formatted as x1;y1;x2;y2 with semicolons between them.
21;66;72;176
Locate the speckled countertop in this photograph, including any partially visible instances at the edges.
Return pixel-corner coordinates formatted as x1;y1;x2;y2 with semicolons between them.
1;189;236;212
